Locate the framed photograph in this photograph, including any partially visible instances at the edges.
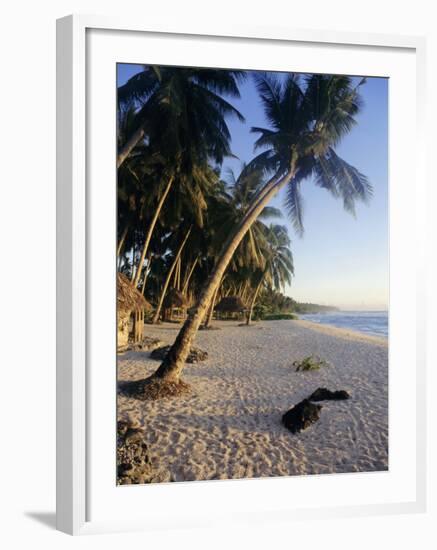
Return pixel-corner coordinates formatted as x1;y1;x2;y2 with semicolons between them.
56;15;427;535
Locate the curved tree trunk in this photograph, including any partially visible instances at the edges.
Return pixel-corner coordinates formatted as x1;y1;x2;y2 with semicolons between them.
246;271;266;325
175;256;181;290
152;166;296;383
241;280;249;302
117;223;130;258
131;176;174;288
151;227;192;324
141;253;152;295
203;284;219;328
117;126;146;169
182;256;199;295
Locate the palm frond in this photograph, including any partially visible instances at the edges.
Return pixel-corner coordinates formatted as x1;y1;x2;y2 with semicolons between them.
284;181;305;236
315;149;372;215
118;67;160;105
258;206;283;220
252;72;284;129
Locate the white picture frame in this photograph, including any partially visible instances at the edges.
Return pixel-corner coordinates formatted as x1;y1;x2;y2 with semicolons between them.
56;14;427;535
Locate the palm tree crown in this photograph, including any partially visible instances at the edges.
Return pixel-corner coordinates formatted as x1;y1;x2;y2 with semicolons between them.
262;224;294;291
118;66;246;165
249;72;372;234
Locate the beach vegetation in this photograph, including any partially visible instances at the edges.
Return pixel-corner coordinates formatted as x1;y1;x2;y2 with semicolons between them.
116;67;371;397
293;355;329;372
262;313;298;321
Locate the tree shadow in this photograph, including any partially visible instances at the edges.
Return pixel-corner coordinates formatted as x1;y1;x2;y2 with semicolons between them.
118;350;153;361
24;511;56;530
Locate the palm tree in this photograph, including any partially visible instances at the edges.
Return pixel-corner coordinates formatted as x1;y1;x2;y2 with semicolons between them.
217;167;282;272
201;166;281;328
117;104;169;269
246;224;294;325
118;66;245;288
137;72;371;392
151;225;193;324
117;67;245;168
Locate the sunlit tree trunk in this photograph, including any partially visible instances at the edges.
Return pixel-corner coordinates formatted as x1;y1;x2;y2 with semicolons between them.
131;176;174;288
203;283;220;328
117;223;129;258
242;282;251;305
182;257;199;295
150;166;296;383
151;227;192;324
246;269;267;325
117;126;145;169
175;256;181;290
241;280;249;301
141;253;152;295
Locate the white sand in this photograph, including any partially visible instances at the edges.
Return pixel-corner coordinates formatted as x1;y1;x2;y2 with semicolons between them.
117;319;388;482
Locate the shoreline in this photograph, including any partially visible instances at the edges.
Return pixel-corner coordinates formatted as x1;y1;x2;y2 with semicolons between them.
293;319;388;346
118;319;388;482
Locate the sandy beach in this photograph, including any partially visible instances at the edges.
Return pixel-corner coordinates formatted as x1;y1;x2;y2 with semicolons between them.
117;319;388;482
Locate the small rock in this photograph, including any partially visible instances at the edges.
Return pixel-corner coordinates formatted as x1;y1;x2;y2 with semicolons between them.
124;427;144;445
118;463;133;476
117;420;129;438
130;337;162;352
282;399;322;434
117;419;154;485
150;345;208;364
308;388;350;401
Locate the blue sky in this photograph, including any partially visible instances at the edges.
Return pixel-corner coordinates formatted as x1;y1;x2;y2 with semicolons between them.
118;64;388;311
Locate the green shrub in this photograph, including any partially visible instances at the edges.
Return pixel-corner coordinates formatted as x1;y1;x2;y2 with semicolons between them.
253;304;269;321
293;355;329;372
262;313;298;321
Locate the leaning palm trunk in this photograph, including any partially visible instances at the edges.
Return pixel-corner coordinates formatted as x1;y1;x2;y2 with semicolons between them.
117;223;130;258
203;284;220;328
246;270;267;325
182;257;199;295
151;164;297;383
117;126;146;168
131;176;174;287
241;280;250;303
151;227;192;324
141;253;152;295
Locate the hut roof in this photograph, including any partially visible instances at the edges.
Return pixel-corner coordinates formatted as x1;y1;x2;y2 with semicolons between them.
215;295;246;312
117;273;151;314
163;287;187;309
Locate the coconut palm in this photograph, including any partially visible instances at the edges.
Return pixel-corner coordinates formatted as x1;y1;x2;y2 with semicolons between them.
118;66;245;288
117;105;166;259
135;72;371;393
117;66;246;167
151;225;193;324
246;224;294;325
218;166;282;271
202;167;281;327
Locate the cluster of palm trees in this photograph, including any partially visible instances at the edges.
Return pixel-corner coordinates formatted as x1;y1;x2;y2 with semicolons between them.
117;65;372;389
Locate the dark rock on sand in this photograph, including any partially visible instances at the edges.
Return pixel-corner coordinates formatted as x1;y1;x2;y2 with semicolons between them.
117;419;154;485
129;336;162;352
282;399;322;434
308;387;350;401
150;345;208;364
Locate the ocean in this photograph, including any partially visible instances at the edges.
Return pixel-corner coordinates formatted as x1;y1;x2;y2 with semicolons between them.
300;310;388;339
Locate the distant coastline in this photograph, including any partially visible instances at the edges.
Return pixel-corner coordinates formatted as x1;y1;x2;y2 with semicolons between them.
298;310;388;339
292;301;340;314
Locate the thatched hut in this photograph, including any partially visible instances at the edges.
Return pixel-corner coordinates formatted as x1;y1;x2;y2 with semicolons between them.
163;287;187;321
215;295;247;320
117;273;151;351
